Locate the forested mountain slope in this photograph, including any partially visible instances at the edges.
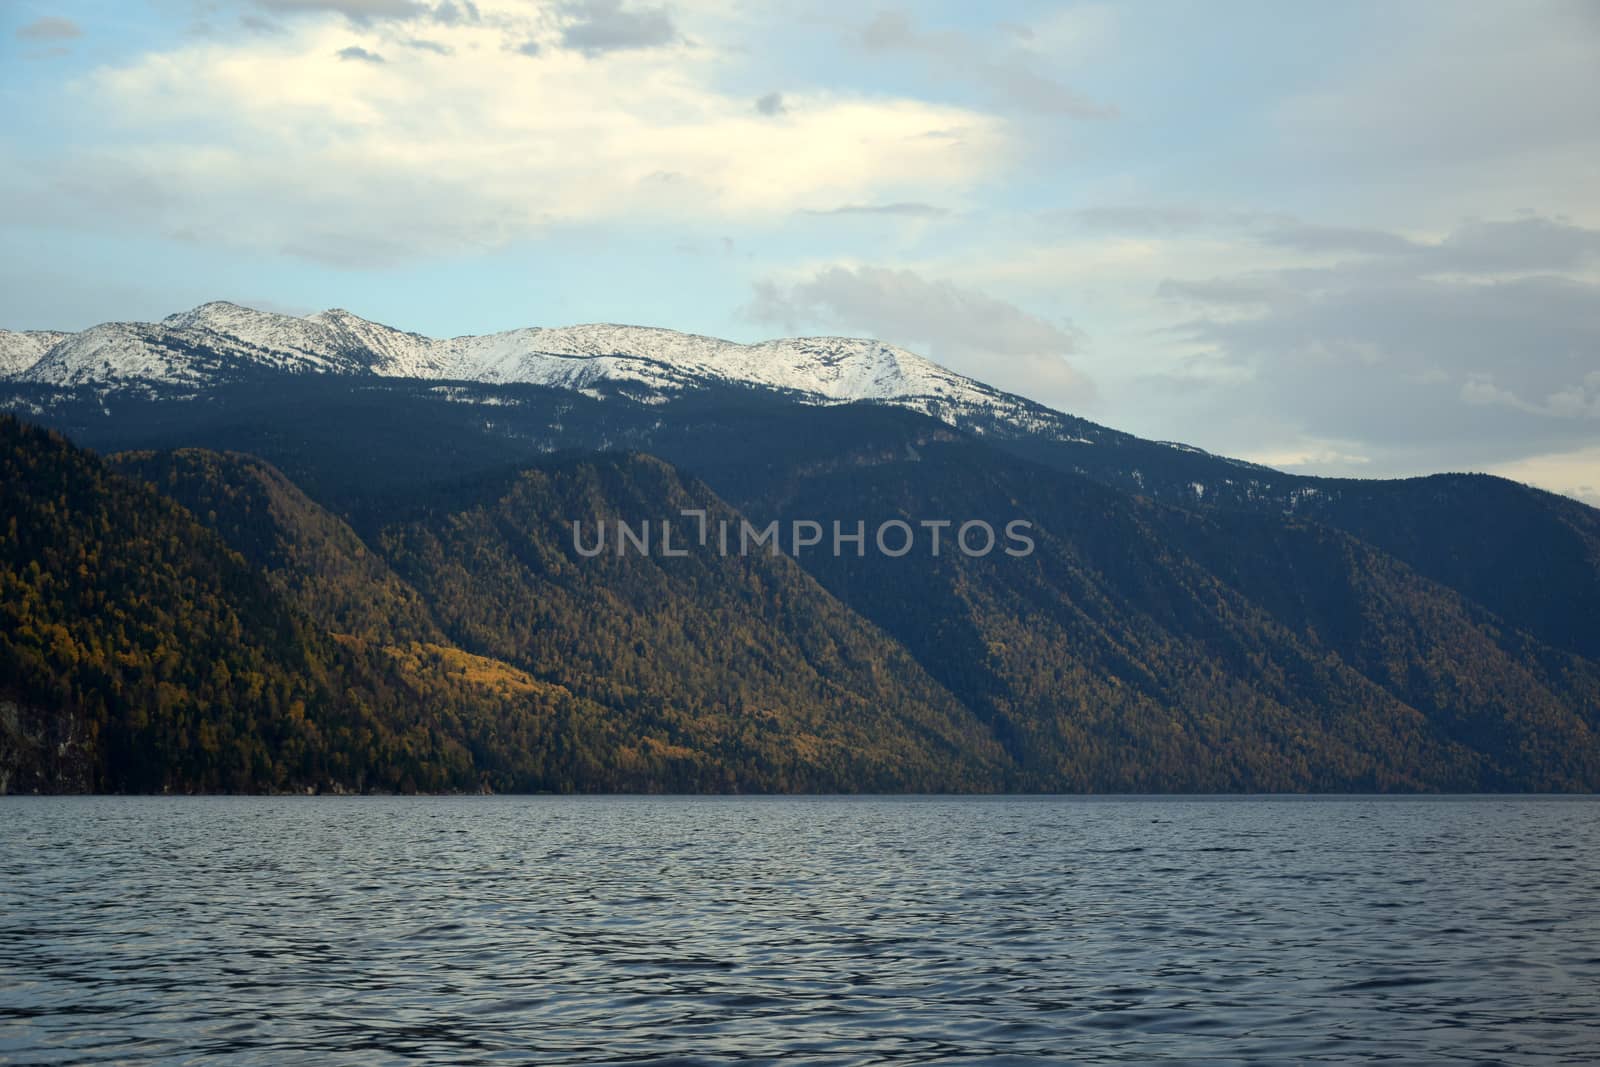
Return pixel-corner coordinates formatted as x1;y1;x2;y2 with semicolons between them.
715;427;1600;790
0;416;497;793
6;402;1599;793
1;427;1006;792
14;373;1596;670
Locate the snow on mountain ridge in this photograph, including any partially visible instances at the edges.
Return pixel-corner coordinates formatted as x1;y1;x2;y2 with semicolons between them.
304;307;455;377
0;330;70;378
23;323;219;388
10;302;1006;409
2;301;1132;453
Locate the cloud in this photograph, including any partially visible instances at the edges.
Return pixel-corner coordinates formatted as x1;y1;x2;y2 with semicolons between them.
754;91;786;116
560;0;677;56
1070;205;1279;235
16;16;83;40
1160;216;1600;473
1241;445;1373;471
404;37;452;54
31;11;1009;266
1269;1;1599;224
1074;209;1600;273
253;0;427;20
1434;217;1600;274
1463;370;1600;420
1157;276;1288;307
240;14;289;35
856;9;1114;118
430;0;480;25
744;265;1090;407
801;203;949;218
1257;217;1600;274
1256;224;1419;256
1489;445;1600;509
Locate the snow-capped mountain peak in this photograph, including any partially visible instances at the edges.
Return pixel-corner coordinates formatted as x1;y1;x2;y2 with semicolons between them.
3;301;1092;443
159;300;265;330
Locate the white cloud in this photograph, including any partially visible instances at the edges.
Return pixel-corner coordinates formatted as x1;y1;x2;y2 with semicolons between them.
252;0;429;20
1235;443;1374;472
801;202;949;218
28;3;1009;265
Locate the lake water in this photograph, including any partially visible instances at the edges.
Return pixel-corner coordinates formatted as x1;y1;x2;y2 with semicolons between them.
2;796;1596;1065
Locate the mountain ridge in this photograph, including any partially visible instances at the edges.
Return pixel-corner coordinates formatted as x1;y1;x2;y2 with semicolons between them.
9;409;1597;792
2;300;1027;419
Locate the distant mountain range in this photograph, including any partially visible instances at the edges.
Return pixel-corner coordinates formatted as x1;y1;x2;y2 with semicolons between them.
1;300;1047;422
3;303;1597;793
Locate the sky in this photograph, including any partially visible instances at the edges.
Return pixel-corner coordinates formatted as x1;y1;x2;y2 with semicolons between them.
2;0;1598;504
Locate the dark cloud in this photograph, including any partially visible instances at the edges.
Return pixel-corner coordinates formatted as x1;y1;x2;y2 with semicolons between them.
801;203;949;218
16;16;83;40
744;265;1090;407
856;10;1114;118
754;91;787;116
405;37;451;54
560;0;678;56
512;39;541;57
336;45;386;62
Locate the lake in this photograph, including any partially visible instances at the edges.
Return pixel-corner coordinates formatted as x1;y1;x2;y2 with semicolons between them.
2;796;1596;1064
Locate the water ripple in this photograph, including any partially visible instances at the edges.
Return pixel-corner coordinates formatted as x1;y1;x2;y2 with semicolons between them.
1;796;1597;1065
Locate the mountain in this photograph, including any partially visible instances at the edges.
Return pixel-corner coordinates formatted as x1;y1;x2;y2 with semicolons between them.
711;421;1600;790
8;408;1597;792
0;300;1520;519
6;302;1598;663
0;414;485;794
350;435;1597;791
116;444;1011;792
1;301;1199;503
2;301;1029;420
4;301;1599;793
110;448;444;647
0;330;69;378
2;416;1015;793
